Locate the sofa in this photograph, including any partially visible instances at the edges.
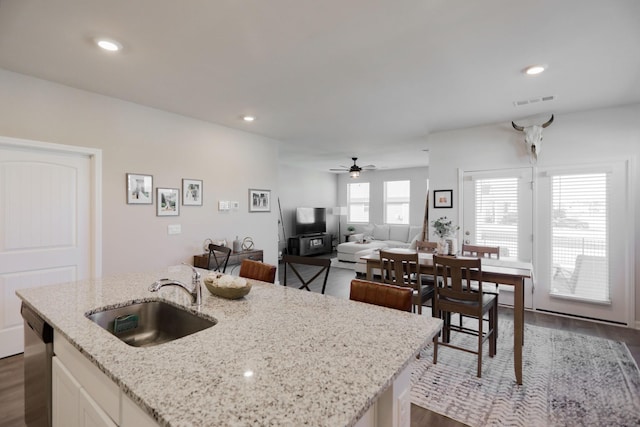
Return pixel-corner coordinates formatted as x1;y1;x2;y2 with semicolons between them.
336;224;422;262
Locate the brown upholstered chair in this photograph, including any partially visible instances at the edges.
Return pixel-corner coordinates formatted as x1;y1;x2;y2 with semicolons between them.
239;259;277;283
349;279;412;312
432;255;497;378
379;250;433;315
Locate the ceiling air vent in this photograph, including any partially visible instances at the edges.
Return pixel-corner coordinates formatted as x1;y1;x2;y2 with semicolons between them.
513;95;556;107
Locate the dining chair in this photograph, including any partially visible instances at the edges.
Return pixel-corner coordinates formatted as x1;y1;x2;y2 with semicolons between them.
239;259;277;283
459;244;501;334
416;240;437;253
379;250;433;315
349;279;413;312
207;244;232;273
432;255;497;378
282;255;331;294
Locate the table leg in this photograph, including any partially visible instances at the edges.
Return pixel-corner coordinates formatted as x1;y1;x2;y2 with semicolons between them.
366;261;373;281
514;277;524;385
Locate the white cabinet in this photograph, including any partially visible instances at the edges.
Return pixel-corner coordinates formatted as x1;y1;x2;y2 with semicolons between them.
79;388;117;427
52;356;116;427
52;356;80;427
53;332;157;427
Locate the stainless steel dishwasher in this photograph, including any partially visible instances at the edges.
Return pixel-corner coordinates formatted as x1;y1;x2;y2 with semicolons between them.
21;302;53;427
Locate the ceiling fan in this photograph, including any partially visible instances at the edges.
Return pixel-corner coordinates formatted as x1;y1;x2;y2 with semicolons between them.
330;157;376;178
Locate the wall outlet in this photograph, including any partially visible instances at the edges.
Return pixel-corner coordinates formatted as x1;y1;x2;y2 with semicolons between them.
167;224;181;235
231;201;239;210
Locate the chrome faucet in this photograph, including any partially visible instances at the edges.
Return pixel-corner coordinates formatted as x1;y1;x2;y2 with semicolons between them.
148;264;202;306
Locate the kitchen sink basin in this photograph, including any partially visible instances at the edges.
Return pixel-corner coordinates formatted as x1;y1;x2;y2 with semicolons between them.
86;301;216;347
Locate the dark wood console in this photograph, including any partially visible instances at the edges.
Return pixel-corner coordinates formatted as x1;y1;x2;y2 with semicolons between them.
288;234;332;256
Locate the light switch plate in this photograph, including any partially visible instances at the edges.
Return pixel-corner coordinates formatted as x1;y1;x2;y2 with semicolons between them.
167;224;181;235
218;200;230;211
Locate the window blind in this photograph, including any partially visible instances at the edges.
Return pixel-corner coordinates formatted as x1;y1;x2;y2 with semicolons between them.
550;173;609;303
474;177;519;258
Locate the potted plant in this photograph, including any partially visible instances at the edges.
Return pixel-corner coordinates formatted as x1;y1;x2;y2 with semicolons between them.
431;217;459;254
347;225;356;234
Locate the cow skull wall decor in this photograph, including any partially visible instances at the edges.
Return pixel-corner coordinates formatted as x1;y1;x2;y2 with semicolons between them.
511;114;554;164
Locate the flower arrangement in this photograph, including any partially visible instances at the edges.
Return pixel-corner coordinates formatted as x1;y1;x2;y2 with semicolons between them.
431;216;459;239
347;225;356;233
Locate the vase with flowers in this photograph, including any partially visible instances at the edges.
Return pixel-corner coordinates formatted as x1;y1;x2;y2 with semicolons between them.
431;216;459;255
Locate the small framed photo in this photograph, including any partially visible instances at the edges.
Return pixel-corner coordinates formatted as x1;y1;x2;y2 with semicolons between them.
182;179;203;206
434;189;453;208
157;188;180;216
249;189;271;212
126;173;153;204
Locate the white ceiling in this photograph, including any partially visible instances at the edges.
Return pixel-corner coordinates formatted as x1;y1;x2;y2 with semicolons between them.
1;0;639;172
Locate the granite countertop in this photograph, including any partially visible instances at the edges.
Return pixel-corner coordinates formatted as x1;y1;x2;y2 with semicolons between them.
17;265;442;427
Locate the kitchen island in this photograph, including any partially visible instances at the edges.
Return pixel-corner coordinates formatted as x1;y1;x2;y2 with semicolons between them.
17;266;442;427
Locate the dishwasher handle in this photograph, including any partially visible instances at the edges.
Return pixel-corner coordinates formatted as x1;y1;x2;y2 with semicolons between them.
20;303;53;343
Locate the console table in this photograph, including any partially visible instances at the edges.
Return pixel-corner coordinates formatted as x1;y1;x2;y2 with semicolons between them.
193;249;263;270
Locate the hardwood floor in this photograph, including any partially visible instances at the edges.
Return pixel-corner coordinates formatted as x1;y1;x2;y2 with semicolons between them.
2;253;638;427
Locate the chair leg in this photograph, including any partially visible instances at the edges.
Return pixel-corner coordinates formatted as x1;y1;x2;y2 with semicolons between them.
489;306;498;357
477;313;483;378
433;334;438;365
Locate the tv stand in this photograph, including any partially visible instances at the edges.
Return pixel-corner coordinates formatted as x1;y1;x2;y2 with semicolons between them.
288;233;332;256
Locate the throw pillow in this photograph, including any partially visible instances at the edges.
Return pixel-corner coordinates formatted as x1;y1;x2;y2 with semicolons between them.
372;224;390;240
408;225;423;243
389;225;409;243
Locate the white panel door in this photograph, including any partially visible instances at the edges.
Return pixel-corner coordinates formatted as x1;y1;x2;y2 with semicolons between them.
0;141;92;357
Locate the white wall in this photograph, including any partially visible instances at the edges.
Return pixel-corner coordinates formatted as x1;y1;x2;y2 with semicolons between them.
277;165;338;253
336;167;429;236
426;104;640;322
0;69;280;274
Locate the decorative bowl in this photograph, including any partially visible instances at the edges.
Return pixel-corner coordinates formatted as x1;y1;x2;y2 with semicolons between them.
203;273;251;299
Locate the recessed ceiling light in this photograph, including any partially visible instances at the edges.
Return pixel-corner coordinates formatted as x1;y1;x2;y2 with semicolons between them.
524;65;546;75
95;38;122;52
243;116;255;122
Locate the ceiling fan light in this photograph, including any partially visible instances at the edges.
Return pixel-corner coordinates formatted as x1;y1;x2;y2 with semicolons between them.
350;170;360;178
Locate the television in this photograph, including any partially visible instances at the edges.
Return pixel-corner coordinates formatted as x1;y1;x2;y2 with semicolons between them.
295;207;327;236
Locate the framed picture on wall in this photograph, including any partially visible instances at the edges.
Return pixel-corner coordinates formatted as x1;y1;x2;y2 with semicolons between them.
182;179;203;206
157;188;180;216
249;189;271;212
126;173;153;204
434;189;453;208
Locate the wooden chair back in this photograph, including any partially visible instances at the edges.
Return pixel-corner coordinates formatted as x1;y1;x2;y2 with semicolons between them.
433;255;484;311
461;244;500;259
379;250;418;288
416;240;437;253
282;255;331;294
208;244;232;272
349;279;412;312
239;259;277;283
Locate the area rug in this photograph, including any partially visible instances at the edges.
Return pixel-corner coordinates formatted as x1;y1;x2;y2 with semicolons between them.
330;257;356;270
411;319;640;426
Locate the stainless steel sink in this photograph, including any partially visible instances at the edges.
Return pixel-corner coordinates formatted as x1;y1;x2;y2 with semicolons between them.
86;301;216;347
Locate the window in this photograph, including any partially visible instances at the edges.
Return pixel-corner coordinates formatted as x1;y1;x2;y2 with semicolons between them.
347;182;369;223
474;177;519;258
384;180;410;224
462;168;533;262
550;173;609;302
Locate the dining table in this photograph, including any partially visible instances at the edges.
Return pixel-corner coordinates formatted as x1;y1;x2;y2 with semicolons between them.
361;248;533;385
